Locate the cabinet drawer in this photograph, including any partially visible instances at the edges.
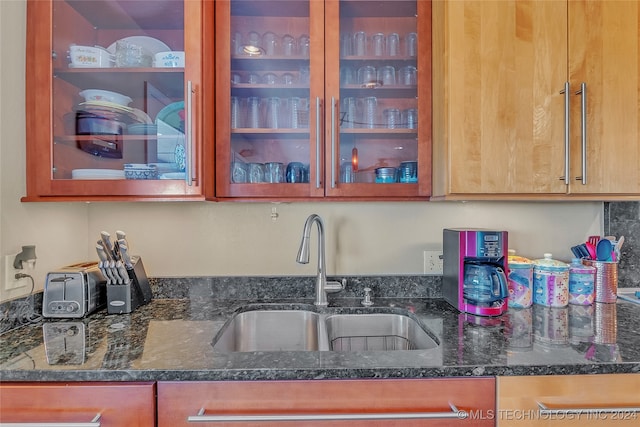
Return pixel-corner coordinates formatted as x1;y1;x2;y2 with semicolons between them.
0;382;156;427
158;378;495;426
498;374;640;426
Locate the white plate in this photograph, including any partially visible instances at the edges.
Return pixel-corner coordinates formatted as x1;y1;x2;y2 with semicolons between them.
72;169;125;180
107;36;170;56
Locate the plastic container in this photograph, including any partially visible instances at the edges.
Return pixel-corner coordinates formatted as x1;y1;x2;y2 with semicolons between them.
507;254;533;308
533;253;569;307
568;258;596;305
582;259;618;303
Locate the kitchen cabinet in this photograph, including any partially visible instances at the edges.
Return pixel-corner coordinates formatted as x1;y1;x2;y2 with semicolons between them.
157;378;495;426
0;381;156;426
497;374;640;426
212;0;432;200
23;0;207;201
431;0;640;199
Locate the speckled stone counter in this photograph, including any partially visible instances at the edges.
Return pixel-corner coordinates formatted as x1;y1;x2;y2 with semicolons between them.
1;276;639;382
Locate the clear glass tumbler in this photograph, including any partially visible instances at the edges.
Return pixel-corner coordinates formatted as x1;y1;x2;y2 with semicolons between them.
246;96;261;128
362;96;378;129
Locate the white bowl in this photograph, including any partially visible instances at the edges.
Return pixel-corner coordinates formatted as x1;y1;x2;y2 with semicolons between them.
153;51;185;68
69;45;114;68
78;89;132;106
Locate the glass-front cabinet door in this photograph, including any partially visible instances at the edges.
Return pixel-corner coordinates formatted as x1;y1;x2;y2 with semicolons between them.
215;0;431;200
24;0;203;200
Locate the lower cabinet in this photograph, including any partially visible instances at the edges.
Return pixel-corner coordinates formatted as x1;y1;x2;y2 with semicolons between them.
0;381;156;426
157;378;495;426
497;374;640;426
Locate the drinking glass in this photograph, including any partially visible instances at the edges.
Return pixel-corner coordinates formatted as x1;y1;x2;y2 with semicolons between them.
384;108;400;129
361;97;378;129
298;34;310;57
281;34;297;56
372;33;385;56
281;73;295;85
353;31;367;56
248;163;265;183
402;108;418;129
341;97;358;128
399;65;417;86
288;97;302;129
247;73;260;84
286;162;305;183
405;32;418;57
264;162;285;183
378;66;396;86
262;73;277;85
230;96;242;128
245;31;262;55
357;65;377;86
231;161;248;183
231;32;243;56
340;32;352;57
387;33;400;56
340;66;356;85
265;97;281;129
246;96;261;128
262;31;278;56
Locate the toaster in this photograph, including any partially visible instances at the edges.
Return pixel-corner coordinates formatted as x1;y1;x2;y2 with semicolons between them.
43;261;107;318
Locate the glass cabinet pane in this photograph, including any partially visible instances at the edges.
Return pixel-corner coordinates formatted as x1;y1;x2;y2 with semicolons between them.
51;0;187;182
228;1;311;186
337;0;418;186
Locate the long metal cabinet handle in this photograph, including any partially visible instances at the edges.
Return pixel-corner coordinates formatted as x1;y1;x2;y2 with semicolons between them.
315;97;322;189
185;80;194;186
188;403;468;422
0;413;101;427
575;82;587;184
538;402;640;416
559;81;570;184
330;96;336;189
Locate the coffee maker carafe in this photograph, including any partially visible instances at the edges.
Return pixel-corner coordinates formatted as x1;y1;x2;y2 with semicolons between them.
443;229;509;316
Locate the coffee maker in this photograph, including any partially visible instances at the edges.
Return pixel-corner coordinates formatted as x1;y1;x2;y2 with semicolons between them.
443;228;509;317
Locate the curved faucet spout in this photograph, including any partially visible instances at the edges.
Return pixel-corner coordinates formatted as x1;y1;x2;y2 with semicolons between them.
296;214;342;306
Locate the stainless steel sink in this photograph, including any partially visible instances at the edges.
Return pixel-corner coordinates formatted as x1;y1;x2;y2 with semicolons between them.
324;313;439;351
212;309;322;352
212;307;439;353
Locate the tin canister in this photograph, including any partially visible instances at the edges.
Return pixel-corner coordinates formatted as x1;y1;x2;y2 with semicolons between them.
533;254;569;307
568;258;595;305
582;259;618;303
508;255;533;308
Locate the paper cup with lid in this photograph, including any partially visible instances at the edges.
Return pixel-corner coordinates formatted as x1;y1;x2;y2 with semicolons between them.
533;253;569;307
507;254;534;308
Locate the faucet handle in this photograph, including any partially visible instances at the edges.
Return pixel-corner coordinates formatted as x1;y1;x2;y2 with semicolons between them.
361;287;374;307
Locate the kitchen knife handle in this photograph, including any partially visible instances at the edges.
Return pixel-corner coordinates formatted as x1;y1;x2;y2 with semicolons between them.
99;261;111;285
559;81;570;185
96;245;109;263
575;82;587;185
100;231;117;260
119;244;134;269
116;261;130;285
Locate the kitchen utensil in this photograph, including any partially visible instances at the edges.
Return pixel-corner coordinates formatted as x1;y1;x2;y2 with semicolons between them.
119;244;133;269
584;242;596;260
596;238;613;261
101;231;117;260
587;235;600;246
117;261;131;285
582;259;618;303
96;244;110;263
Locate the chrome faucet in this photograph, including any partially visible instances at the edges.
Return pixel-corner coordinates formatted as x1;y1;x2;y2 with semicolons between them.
296;214;344;306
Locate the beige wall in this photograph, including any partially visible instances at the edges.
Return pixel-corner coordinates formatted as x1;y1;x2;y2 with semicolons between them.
1;0;602;301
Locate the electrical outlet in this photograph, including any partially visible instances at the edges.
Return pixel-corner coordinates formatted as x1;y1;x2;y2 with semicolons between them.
4;254;29;291
423;250;443;274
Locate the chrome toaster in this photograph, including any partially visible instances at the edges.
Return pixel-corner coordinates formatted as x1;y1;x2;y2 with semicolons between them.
43;261;107;318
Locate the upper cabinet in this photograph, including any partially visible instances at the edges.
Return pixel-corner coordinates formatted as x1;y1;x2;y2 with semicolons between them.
213;0;432;200
23;0;206;201
432;0;640;199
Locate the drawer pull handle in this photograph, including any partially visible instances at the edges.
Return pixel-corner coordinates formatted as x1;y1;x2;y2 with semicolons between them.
538;402;640;415
0;413;101;427
188;403;468;422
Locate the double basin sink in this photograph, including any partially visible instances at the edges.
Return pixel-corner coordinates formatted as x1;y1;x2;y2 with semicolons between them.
212;304;439;353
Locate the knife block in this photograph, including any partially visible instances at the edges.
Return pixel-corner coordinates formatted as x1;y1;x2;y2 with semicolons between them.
106;256;152;314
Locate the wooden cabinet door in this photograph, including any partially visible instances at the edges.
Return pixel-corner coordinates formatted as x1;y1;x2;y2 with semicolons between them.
24;0;205;201
0;382;156;426
432;0;568;197
568;0;640;195
158;378;495;426
497;374;640;427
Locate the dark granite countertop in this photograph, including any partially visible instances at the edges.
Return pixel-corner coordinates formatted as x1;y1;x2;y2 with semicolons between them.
1;275;639;382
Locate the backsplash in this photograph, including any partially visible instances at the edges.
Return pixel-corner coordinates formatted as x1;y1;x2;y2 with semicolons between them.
604;202;639;287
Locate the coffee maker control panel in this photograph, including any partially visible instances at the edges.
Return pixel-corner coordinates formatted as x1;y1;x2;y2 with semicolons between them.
476;231;504;258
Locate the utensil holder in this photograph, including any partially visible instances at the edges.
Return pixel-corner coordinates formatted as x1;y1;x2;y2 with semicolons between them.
582;260;618;303
106;256;152;314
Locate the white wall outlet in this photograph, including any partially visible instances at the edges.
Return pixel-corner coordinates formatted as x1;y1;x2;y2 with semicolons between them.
3;254;29;291
423;250;443;275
